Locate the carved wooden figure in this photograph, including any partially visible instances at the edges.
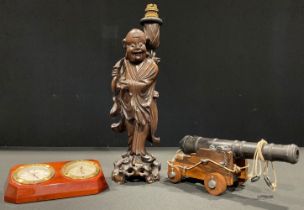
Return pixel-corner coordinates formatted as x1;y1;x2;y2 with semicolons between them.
110;4;162;184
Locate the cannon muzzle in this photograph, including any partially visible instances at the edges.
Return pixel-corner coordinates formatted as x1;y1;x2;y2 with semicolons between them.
180;135;299;164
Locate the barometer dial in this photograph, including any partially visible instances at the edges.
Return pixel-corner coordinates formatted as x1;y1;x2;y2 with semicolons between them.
12;164;55;184
62;160;100;179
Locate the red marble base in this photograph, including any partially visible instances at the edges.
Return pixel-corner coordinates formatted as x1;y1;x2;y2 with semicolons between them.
4;160;108;203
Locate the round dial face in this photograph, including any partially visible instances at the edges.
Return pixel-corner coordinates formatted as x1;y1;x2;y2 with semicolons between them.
62;160;100;179
12;164;55;184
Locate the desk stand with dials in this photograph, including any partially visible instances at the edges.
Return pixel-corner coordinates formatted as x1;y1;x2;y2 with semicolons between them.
4;160;108;203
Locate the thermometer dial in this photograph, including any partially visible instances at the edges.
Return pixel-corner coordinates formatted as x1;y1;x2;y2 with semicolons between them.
62;160;100;179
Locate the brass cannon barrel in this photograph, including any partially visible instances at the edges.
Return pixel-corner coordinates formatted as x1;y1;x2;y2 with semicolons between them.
180;135;300;164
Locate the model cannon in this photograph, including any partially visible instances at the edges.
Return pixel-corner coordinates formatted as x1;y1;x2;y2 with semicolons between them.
167;135;299;195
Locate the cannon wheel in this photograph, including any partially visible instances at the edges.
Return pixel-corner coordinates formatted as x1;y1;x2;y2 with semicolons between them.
167;165;182;183
204;172;227;196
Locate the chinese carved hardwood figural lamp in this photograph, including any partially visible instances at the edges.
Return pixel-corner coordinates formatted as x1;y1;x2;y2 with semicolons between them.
110;4;162;184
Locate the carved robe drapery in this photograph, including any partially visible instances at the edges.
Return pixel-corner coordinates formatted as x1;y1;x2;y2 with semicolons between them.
111;57;160;156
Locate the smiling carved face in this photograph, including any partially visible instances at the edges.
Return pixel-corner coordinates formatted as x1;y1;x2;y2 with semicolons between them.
124;29;147;64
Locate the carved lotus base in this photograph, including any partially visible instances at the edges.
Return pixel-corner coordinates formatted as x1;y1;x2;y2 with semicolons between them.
112;153;161;184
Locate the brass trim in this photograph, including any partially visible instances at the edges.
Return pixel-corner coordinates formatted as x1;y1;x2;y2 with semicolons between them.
12;164;55;185
144;4;159;18
140;4;162;25
61;160;100;180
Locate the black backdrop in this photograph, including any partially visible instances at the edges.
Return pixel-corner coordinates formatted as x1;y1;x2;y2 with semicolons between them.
0;0;303;147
